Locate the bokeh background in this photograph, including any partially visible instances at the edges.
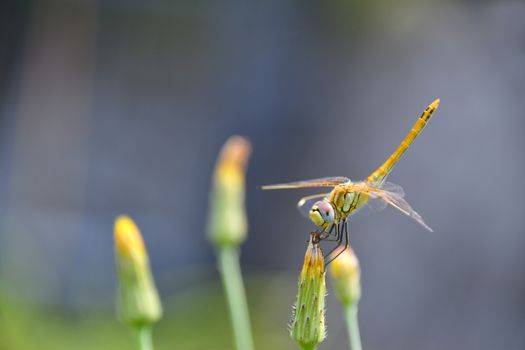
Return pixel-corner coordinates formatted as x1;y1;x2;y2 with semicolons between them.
1;0;525;349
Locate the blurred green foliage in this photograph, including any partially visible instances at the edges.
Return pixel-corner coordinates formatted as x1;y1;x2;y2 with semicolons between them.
0;274;298;350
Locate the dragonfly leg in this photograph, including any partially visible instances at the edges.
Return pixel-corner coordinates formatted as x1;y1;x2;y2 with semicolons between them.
326;221;349;265
306;229;326;243
323;222;344;263
320;223;335;239
329;223;338;238
322;224;341;242
330;225;339;239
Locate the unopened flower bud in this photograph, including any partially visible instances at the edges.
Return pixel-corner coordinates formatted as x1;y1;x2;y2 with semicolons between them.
291;233;326;349
329;247;361;307
114;215;162;327
207;136;251;247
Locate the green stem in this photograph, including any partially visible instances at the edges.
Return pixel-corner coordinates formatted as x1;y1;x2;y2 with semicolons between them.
218;245;255;350
301;344;317;350
134;326;154;350
345;304;362;350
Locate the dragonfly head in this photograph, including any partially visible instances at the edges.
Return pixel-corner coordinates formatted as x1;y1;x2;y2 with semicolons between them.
309;200;335;228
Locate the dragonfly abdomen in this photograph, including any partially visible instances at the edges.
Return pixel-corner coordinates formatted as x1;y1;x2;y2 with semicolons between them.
367;99;440;186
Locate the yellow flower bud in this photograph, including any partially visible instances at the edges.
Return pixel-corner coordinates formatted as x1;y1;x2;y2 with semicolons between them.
329;247;361;307
114;216;162;327
291;233;326;349
207;136;251;247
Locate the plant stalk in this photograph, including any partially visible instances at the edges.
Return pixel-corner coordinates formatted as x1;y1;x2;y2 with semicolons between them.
134;326;153;350
345;304;362;350
301;344;317;350
218;246;254;350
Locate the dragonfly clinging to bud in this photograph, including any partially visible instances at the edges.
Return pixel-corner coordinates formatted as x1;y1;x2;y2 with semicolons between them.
262;99;440;262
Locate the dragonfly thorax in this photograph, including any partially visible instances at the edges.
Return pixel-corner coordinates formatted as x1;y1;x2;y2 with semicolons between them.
309;200;335;229
329;183;370;217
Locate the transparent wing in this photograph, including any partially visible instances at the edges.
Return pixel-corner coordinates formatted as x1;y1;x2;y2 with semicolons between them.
368;189;433;232
297;193;330;218
378;181;405;197
261;176;350;190
363;196;388;213
360;181;405;212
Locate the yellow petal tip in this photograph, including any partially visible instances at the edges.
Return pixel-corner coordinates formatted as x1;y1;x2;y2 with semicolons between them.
114;215;146;260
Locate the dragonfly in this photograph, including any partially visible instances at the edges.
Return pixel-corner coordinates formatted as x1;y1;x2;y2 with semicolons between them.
262;99;440;263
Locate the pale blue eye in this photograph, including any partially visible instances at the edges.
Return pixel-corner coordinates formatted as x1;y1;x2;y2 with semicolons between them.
326;209;334;223
313;200;334;223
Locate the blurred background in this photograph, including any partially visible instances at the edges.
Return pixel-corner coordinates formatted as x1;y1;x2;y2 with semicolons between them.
1;0;525;349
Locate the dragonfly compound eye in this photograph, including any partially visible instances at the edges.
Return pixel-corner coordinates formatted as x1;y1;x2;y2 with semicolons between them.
309;200;335;227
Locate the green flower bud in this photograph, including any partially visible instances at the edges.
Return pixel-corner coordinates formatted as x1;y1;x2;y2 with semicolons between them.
207;136;251;247
291;233;326;350
329;247;361;307
114;215;162;327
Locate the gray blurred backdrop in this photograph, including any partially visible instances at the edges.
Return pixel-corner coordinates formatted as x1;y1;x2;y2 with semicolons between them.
1;0;525;349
